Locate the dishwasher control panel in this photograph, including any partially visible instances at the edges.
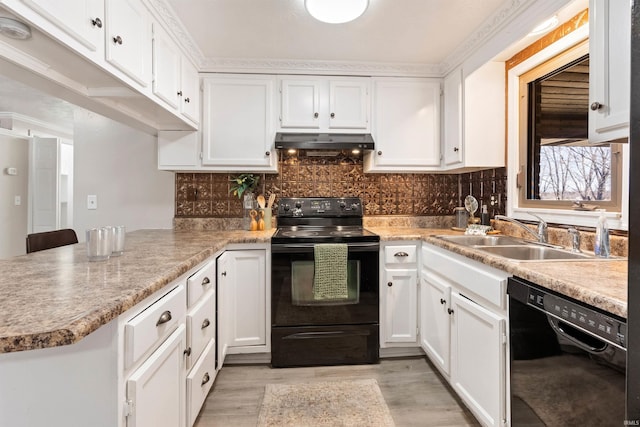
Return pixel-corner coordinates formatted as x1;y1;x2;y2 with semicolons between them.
511;280;626;349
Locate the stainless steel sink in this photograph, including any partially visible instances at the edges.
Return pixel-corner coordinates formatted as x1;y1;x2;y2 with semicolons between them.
436;235;525;246
478;245;594;261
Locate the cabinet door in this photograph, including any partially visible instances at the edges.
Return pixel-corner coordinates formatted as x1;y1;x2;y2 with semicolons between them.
450;292;506;427
443;68;463;167
280;78;321;128
105;0;152;86
152;23;180;109
367;78;440;171
186;291;215;370
127;324;186;427
382;267;417;344
24;0;104;52
588;0;630;143
419;273;451;375
202;75;277;171
180;59;200;124
328;79;369;129
225;250;267;348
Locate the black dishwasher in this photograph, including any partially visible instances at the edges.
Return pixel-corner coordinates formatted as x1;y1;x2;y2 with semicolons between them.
507;276;626;426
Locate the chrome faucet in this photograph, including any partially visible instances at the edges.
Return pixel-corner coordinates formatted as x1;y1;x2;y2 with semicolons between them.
567;227;582;253
494;213;548;244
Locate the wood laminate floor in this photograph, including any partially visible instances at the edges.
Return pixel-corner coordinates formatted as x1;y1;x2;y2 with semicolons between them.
193;357;480;427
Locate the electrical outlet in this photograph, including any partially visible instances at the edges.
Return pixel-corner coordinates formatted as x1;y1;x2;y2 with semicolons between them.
14;195;21;206
187;187;198;201
490;193;501;208
87;195;98;210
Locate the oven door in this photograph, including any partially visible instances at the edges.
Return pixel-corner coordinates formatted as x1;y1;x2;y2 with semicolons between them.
271;241;379;327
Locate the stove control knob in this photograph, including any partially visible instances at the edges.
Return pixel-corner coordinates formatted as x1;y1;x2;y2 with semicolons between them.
283;204;290;212
295;201;302;209
339;201;346;209
351;203;359;210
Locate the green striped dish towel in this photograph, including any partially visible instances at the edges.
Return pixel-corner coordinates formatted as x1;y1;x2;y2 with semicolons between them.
313;243;348;300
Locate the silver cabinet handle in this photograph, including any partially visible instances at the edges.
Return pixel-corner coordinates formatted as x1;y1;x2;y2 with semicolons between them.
177;90;183;96
314;112;319;118
394;252;409;257
201;318;211;329
202;277;210;286
184;97;190;103
112;35;123;45
453;147;459;152
447;308;454;315
221;271;227;276
330;112;335;118
91;17;102;28
183;347;191;357
155;310;172;326
590;102;603;111
377;150;382;155
201;372;210;386
440;298;446;305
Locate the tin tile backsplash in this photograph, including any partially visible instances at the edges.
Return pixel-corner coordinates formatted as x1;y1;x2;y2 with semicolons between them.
175;151;507;217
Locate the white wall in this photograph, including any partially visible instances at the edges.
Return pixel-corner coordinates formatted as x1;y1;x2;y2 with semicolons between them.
0;131;29;258
73;110;174;241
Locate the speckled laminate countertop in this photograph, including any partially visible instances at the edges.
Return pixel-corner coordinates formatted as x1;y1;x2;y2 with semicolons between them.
0;229;274;354
0;227;627;354
369;227;628;319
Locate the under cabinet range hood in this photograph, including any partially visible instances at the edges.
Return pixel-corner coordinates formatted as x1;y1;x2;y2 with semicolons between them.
275;132;375;151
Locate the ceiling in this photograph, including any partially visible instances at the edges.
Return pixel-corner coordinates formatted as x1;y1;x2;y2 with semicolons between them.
164;0;506;66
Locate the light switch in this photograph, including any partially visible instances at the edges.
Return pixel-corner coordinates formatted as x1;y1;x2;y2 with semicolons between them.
87;195;97;210
14;195;21;206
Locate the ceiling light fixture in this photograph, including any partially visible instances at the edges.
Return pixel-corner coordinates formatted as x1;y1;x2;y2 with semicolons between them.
0;17;32;40
528;15;559;37
304;0;369;24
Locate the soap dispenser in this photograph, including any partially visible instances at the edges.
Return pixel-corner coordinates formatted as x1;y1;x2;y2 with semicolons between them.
480;205;490;226
594;209;610;258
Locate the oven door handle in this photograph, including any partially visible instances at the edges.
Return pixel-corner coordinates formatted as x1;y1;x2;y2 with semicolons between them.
283;330;371;339
271;242;380;253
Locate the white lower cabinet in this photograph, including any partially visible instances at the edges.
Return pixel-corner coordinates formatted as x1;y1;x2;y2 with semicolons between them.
217;248;268;355
419;273;450;374
381;242;419;347
421;243;509;427
186;339;216;427
450;292;506;427
126;324;186;427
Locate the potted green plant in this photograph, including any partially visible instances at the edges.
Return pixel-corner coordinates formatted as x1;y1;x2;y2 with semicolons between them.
229;173;260;199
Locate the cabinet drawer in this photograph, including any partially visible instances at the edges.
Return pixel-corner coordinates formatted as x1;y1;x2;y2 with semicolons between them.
187;339;216;427
187;260;215;307
125;285;186;369
186;291;216;370
384;245;417;264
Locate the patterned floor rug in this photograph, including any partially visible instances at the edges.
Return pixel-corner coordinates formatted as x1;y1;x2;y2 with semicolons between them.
257;378;395;427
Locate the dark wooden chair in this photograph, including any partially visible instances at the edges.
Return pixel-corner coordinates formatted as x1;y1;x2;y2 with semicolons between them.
26;229;78;253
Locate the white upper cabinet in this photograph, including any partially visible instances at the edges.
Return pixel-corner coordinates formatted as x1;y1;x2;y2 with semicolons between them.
364;78;440;172
201;74;278;172
442;62;505;171
588;0;630;143
152;23;181;110
23;0;104;54
278;76;370;132
105;0;152;87
179;59;200;124
152;23;200;125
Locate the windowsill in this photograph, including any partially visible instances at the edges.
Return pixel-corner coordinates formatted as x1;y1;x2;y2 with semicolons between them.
511;207;626;231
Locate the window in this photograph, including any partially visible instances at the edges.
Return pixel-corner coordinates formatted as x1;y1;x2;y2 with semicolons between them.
518;40;622;210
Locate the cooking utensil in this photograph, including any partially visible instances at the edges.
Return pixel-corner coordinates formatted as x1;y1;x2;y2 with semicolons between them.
257;194;266;209
267;193;276;208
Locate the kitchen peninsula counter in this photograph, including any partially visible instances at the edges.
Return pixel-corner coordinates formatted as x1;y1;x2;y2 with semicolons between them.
369;226;628;319
0;229;274;354
1;227;627;354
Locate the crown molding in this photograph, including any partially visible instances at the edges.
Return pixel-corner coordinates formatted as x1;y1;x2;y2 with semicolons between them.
145;0;205;67
199;58;443;77
440;0;532;74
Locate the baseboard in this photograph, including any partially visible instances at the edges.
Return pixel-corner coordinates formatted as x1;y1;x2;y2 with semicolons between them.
223;352;271;365
380;347;425;358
